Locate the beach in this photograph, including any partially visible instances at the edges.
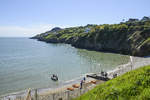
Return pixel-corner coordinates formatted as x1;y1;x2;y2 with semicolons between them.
0;76;104;100
0;56;150;100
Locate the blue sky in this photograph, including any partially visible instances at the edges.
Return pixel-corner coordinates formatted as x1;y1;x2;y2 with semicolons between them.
0;0;150;37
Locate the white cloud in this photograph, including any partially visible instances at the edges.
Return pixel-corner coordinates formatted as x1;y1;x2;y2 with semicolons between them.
0;24;67;37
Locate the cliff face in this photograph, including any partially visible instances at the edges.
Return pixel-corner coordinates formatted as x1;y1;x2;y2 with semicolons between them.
31;17;150;57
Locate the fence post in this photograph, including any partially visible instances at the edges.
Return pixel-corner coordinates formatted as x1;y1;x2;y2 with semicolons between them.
67;91;70;100
130;56;133;70
52;93;55;100
26;89;31;100
34;89;37;100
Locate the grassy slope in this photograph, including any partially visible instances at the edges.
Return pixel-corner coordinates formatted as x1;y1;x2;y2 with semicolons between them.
75;65;150;100
32;18;150;56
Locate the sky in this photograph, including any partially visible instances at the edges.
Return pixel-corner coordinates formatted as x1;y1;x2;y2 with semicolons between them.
0;0;150;37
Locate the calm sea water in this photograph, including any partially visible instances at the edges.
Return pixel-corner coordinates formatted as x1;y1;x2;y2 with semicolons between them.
0;37;129;96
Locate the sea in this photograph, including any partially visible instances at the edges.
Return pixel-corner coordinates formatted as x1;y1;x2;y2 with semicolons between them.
0;37;129;96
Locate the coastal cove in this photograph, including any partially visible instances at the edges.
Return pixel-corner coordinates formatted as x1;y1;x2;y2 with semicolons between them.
0;37;129;96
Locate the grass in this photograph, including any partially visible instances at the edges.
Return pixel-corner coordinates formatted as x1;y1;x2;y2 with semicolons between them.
74;65;150;100
45;34;57;40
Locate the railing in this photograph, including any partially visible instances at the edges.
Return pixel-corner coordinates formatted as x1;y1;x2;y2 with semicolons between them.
0;83;93;100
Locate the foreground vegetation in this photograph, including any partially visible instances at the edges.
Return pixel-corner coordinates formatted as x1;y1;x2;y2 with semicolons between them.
74;65;150;100
32;16;150;57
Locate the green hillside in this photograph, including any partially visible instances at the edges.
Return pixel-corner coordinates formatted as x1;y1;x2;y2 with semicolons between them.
31;16;150;56
74;65;150;100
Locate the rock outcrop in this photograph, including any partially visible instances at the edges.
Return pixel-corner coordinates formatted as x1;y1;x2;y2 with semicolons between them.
31;17;150;57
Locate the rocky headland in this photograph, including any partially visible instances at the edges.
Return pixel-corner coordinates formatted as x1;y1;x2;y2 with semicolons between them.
31;16;150;57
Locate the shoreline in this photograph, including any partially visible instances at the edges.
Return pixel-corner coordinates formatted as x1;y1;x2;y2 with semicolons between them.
0;73;100;100
0;72;94;97
1;56;150;100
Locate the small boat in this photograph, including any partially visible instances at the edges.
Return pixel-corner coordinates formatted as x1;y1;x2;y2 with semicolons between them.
51;74;58;81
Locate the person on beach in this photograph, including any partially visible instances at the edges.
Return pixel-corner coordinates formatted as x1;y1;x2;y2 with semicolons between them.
104;72;108;78
101;71;104;76
113;73;117;78
80;80;83;89
83;77;86;82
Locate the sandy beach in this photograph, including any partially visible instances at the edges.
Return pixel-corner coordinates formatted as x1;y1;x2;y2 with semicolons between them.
1;56;150;100
0;76;104;100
